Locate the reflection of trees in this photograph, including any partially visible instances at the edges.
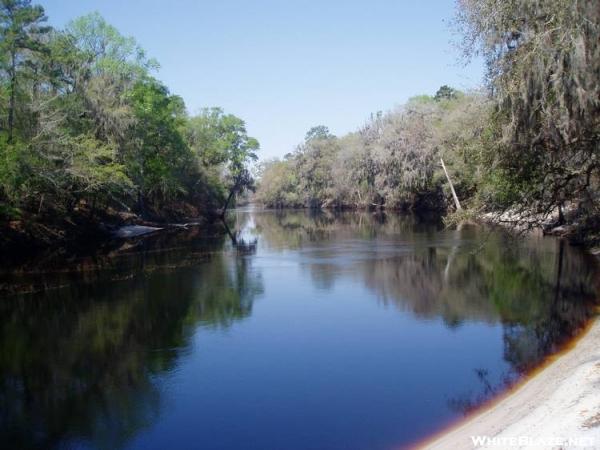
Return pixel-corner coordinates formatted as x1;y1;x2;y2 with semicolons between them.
187;251;262;328
255;210;600;411
447;368;511;415
501;240;598;373
254;210;441;251
360;248;498;326
1;210;598;445
0;224;227;296
256;212;596;321
0;229;263;449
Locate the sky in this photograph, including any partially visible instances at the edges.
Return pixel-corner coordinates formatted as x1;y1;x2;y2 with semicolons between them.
38;0;484;160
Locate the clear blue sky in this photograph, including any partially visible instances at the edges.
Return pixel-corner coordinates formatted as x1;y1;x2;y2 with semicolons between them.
38;0;484;160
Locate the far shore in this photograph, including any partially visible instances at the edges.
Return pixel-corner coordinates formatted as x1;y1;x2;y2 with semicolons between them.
416;317;600;449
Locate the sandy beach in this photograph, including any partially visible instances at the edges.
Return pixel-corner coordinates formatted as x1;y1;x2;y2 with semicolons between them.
418;318;600;449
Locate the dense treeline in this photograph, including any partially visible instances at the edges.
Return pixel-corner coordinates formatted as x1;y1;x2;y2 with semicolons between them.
257;88;490;211
0;1;258;247
2;0;598;249
257;0;599;244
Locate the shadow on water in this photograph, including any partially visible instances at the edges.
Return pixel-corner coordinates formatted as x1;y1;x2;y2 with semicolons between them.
0;224;263;449
0;209;598;449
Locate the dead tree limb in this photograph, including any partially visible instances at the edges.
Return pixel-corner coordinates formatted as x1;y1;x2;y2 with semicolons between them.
441;158;462;211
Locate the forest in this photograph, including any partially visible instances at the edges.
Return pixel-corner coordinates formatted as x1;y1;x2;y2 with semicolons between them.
1;0;599;250
257;0;599;246
0;1;258;250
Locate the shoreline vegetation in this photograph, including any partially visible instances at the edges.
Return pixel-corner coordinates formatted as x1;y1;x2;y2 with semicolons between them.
2;1;598;256
0;3;259;256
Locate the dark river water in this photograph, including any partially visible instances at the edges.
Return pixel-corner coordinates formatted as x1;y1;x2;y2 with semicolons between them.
1;209;599;450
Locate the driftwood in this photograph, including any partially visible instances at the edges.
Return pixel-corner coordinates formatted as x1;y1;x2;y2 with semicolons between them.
114;225;163;238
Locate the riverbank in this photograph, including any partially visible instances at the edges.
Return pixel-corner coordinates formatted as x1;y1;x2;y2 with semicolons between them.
478;206;600;250
0;204;217;262
418;317;600;449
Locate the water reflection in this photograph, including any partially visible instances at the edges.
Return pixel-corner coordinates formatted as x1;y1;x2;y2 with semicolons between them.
0;209;597;449
257;211;595;318
0;229;263;449
251;210;599;411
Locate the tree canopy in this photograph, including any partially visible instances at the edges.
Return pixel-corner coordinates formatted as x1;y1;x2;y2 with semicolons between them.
257;90;490;211
0;2;259;244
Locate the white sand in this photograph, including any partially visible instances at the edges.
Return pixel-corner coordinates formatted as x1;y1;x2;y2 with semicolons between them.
419;319;600;450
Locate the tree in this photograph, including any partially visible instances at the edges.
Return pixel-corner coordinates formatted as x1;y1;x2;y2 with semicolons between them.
0;0;50;143
255;159;301;208
13;15;144;216
66;13;158;148
126;78;192;214
256;92;490;212
0;4;262;248
455;0;600;227
305;125;334;142
294;129;338;207
185;108;258;217
221;124;258;216
66;12;158;80
185;107;240;167
434;85;458;101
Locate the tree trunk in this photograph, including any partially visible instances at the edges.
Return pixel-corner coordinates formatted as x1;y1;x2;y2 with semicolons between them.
558;203;565;225
8;50;16;144
440;158;462;211
221;188;236;219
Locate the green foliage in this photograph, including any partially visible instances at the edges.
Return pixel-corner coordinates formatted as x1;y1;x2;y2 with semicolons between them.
434;85;458;101
0;0;50;143
478;169;526;210
127;78;191;206
256;159;302;207
67;135;133;199
185;108;259;214
407;94;435;105
0;138;20;197
186;107;238;166
67;12;159;78
0;4;258;226
305;125;334;142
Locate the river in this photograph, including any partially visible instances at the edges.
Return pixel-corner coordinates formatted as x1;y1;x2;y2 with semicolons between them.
0;209;598;449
